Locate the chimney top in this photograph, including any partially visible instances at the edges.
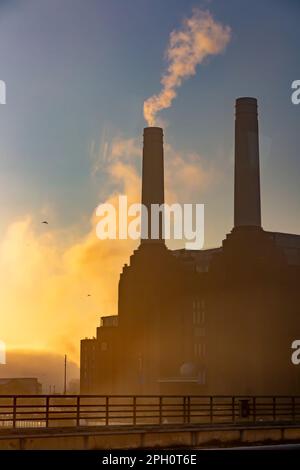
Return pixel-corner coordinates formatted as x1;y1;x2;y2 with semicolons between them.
235;97;257;114
143;127;163;142
144;126;163;133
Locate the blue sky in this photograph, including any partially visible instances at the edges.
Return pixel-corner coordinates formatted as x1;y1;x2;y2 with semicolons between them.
0;0;299;247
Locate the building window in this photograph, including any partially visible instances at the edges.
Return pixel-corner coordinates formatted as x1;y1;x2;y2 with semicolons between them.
100;342;108;351
198;369;206;385
194;343;206;357
192;298;205;324
193;311;205;325
194;327;205;337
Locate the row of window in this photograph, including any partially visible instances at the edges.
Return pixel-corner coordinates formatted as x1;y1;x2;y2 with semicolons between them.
192;299;205;331
192;310;205;325
194;343;206;358
197;369;206;385
192;299;205;311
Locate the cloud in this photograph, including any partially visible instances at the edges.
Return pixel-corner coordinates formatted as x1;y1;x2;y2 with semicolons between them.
0;134;219;368
110;137;140;162
144;9;231;126
1;349;79;394
164;143;219;203
0;138;140;365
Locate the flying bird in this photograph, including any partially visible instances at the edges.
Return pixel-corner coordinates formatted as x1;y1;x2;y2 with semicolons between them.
87;294;91;297
42;221;48;224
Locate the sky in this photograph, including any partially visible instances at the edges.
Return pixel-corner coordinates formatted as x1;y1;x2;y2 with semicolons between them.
0;0;299;387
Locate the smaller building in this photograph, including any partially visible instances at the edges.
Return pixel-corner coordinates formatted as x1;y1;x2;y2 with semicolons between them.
80;337;98;394
80;315;119;394
0;377;42;395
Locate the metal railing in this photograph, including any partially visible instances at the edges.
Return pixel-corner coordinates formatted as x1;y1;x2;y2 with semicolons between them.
0;395;300;430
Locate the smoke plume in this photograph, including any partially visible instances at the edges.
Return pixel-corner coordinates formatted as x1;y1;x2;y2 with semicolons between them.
0;134;218;367
144;9;231;126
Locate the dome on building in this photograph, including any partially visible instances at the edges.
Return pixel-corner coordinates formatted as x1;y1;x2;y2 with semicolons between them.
180;362;197;377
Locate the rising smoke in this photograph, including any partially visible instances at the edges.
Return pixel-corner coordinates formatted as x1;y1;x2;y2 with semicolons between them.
144;9;231;126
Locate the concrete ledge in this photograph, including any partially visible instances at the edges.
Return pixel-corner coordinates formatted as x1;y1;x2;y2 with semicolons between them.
196;430;240;446
241;428;282;443
0;438;21;450
0;424;300;450
23;435;86;451
283;428;300;440
88;433;141;450
143;431;191;449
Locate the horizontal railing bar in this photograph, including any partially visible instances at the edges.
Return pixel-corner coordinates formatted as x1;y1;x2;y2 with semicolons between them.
1;394;300;399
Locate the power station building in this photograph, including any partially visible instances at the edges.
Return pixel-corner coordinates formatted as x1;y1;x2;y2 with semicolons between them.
80;98;300;395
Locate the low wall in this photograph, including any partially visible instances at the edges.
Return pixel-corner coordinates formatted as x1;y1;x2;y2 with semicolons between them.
0;424;300;450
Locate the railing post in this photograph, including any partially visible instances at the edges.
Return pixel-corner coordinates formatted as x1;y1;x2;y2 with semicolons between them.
76;396;80;427
45;396;49;428
159;396;162;425
210;396;213;424
12;396;17;429
273;396;276;421
232;396;235;423
187;396;191;424
105;396;109;426
292;397;295;422
133;396;136;426
253;397;256;423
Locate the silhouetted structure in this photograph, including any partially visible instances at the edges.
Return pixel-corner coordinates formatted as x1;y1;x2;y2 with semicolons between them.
0;377;42;395
81;98;300;395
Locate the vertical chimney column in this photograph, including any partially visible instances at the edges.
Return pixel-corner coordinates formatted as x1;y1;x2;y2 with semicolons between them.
141;127;164;244
234;97;261;228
